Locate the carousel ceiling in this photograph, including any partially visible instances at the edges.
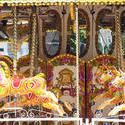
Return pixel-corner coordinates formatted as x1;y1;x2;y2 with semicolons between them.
0;0;124;6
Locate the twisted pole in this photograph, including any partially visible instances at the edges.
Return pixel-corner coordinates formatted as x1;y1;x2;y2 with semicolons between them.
12;6;18;118
115;6;124;71
13;6;17;75
75;5;80;121
30;13;37;77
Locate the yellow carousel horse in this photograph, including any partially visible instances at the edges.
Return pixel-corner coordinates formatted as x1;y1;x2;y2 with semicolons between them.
0;61;67;116
91;65;125;116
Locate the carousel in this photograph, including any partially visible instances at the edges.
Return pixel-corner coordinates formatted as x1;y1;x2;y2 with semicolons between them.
0;0;124;125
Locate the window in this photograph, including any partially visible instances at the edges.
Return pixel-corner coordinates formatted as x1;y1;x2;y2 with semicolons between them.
66;9;90;57
0;7;30;59
43;10;61;58
96;9;115;55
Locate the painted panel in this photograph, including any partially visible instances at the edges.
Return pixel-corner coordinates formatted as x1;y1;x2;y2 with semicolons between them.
47;54;85;122
86;55;117;118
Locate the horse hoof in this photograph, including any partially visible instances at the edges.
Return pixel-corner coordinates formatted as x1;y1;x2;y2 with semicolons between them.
95;110;103;114
63;113;67;117
58;100;64;104
89;102;95;107
95;110;103;118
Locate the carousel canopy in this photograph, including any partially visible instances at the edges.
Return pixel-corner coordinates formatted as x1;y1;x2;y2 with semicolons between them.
0;0;124;6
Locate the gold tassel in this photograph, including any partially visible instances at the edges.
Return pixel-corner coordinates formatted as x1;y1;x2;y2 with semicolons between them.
70;3;76;33
69;3;75;21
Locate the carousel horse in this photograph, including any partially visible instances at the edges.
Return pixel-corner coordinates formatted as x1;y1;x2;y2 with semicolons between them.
91;65;125;116
0;61;67;116
0;87;73;116
91;65;118;102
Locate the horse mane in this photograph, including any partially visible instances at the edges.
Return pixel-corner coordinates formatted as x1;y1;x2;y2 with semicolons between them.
97;65;118;75
36;73;46;79
0;61;10;80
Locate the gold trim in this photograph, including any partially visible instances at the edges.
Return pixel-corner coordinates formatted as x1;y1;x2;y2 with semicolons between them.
47;54;85;64
17;55;44;77
87;54;117;64
0;2;122;6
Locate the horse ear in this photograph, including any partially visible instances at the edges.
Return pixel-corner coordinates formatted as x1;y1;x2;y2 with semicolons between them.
103;65;108;70
110;66;120;74
112;66;117;71
118;68;123;74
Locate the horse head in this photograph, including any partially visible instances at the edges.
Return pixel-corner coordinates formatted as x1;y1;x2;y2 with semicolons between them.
94;65;118;85
110;71;125;88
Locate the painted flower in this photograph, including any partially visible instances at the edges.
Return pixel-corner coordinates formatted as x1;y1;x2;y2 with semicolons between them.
58;58;63;64
98;59;103;65
70;58;75;65
104;58;108;64
64;57;69;64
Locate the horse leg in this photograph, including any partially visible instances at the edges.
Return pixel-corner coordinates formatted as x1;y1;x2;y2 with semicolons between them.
89;91;111;107
0;95;29;112
45;91;58;103
92;92;106;102
44;91;73;111
42;102;65;116
35;90;58;103
108;104;125;116
63;101;72;112
98;97;121;110
0;100;15;111
108;85;125;116
42;92;73;114
36;92;65;116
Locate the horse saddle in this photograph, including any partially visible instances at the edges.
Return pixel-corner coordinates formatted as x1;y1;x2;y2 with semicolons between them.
12;75;22;89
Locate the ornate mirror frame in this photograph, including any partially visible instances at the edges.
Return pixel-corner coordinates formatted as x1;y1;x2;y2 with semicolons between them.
42;9;62;58
95;9;115;55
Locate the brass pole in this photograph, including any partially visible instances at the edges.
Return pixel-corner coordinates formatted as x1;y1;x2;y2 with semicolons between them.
115;6;124;71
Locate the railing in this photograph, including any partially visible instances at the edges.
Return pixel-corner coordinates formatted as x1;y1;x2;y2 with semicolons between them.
0;118;83;125
86;118;125;125
1;117;125;125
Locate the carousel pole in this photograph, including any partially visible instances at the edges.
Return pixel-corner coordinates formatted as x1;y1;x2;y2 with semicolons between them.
13;6;18;119
13;6;17;75
30;7;37;77
75;4;80;123
115;6;124;71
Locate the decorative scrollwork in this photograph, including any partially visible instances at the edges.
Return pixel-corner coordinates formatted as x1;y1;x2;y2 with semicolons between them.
13;121;20;125
34;121;41;125
95;110;103;118
3;113;9;118
20;109;28;118
28;110;35;118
